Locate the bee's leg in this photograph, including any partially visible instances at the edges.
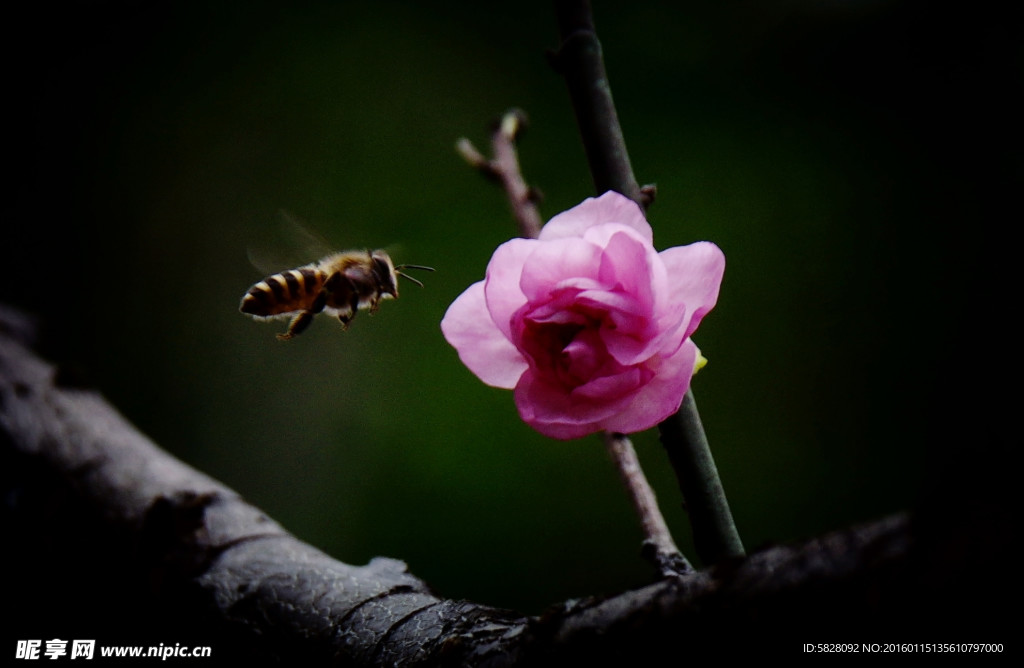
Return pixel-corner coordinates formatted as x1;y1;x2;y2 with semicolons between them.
278;311;314;340
310;289;328;314
336;287;361;329
277;290;328;341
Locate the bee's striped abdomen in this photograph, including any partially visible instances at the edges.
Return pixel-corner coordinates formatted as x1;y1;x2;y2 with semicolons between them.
240;267;324;317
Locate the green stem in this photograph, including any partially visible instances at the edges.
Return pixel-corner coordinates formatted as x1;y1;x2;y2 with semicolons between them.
659;391;745;562
554;0;744;565
553;1;644;204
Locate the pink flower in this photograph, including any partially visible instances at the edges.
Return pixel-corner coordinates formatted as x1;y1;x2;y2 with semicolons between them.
441;191;725;440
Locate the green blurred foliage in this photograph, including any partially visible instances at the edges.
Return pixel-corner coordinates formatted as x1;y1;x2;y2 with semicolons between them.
6;0;1016;613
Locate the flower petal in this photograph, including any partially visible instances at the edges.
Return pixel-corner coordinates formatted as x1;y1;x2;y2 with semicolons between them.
597;338;699;434
483;238;537;340
588;225;662;316
540;191;653;244
441;281;527;389
514;369;627;440
519;237;603;302
660;242;726;339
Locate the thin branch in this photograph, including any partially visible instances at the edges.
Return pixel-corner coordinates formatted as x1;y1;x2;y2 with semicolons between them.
603;432;692;575
456;108;545;239
552;0;744;565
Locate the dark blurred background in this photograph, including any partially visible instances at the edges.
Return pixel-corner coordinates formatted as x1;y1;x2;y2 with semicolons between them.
5;0;1018;617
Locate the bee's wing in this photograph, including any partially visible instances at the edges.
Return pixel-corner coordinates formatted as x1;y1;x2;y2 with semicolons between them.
246;209;337;275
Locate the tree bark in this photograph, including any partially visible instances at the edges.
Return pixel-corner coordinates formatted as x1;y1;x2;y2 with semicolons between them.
2;306;1011;664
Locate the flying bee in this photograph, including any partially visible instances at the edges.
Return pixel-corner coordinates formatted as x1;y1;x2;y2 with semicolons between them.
240;249;434;340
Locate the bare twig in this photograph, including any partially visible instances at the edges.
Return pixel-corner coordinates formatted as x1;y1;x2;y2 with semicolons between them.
456;108;545;239
604;433;692;575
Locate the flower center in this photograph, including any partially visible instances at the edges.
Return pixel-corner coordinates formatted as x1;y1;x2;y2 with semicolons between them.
518;304;612;388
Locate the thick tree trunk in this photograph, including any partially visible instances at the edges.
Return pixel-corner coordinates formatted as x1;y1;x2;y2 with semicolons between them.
2;307;1011;665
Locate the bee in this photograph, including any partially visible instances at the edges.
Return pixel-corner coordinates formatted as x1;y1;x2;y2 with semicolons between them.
240;249;433;340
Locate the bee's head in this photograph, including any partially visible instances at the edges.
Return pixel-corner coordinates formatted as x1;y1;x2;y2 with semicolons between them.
371;250;434;298
370;250;400;298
